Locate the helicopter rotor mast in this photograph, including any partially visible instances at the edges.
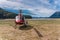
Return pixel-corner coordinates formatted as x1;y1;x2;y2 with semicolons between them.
18;10;23;19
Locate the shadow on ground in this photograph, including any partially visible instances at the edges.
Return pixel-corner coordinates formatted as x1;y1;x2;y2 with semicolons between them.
33;28;43;37
19;25;33;30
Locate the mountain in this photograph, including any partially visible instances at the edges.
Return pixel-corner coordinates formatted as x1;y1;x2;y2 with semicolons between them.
4;8;35;15
0;8;32;19
50;11;60;18
0;8;17;19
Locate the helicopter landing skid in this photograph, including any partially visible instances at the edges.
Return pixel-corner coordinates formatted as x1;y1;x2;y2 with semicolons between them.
14;22;28;29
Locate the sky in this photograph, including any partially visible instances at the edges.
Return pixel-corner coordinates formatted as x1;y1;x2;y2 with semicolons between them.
0;0;60;17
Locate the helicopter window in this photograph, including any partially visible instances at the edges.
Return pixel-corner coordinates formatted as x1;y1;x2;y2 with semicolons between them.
22;16;24;20
16;16;20;20
15;16;24;21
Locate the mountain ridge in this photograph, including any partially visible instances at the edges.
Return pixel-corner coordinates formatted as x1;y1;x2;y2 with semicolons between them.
0;8;32;19
50;11;60;18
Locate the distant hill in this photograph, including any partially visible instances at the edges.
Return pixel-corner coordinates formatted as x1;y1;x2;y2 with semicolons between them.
0;8;17;19
0;8;32;19
50;11;60;18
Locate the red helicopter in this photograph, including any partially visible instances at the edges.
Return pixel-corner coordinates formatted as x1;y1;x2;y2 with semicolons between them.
14;10;28;29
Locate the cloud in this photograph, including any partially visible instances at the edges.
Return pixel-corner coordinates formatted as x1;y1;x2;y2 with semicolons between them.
0;0;59;17
29;7;56;17
0;0;24;9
